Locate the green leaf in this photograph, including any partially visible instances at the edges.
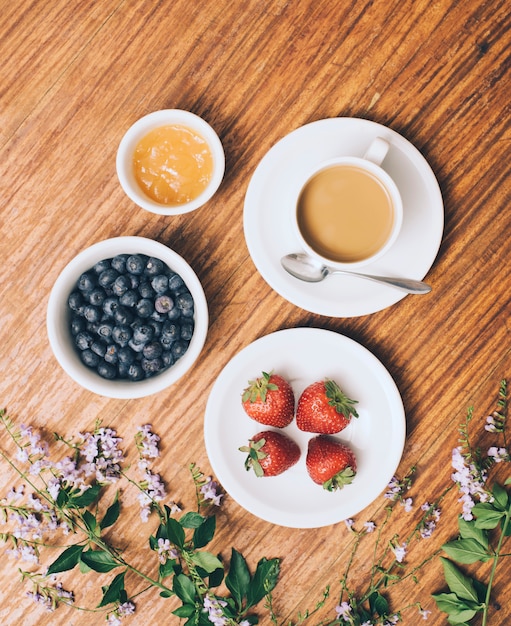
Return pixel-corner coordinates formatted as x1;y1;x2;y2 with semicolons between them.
368;591;389;617
159;558;177;581
82;509;97;534
193;515;216;549
173;573;196;605
442;538;490;564
173;604;195;617
225;548;251;610
246;557;280;608
68;484;102;508
166;517;185;549
97;571;126;608
457;517;489;548
100;494;120;529
440;558;479;603
80;549;121;573
190;551;223;574
180;512;204;528
492;483;509;511
160;590;173;598
472;503;505;529
432;592;478;623
47;544;84;575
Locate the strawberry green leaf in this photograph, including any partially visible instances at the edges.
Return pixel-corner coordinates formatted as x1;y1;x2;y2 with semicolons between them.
324;379;359;419
46;544;84;575
225;548;251;611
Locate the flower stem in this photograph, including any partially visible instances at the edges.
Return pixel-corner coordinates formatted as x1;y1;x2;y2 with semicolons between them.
482;507;511;626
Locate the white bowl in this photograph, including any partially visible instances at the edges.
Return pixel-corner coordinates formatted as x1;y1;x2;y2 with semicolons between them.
47;236;209;399
116;109;225;215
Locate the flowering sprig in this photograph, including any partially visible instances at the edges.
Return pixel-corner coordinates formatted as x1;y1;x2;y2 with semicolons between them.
0;410;279;624
433;379;511;625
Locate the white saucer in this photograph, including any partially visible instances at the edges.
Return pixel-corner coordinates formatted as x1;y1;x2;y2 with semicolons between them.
243;118;443;317
204;328;406;528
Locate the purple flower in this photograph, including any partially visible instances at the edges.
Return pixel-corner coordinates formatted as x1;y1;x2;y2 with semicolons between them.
200;477;223;506
392;542;407;563
451;447;489;520
335;601;352;620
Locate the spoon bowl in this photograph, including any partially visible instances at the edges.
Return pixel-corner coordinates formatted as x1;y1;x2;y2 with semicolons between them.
281;253;431;294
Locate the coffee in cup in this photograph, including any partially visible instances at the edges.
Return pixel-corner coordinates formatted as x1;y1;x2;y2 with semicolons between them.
295;138;402;268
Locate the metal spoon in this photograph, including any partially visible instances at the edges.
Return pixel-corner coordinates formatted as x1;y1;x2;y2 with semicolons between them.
281;253;431;294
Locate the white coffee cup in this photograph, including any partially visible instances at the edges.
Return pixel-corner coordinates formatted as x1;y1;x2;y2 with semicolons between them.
294;137;403;269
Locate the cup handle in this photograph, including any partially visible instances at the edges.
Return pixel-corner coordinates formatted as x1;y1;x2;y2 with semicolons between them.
363;137;390;165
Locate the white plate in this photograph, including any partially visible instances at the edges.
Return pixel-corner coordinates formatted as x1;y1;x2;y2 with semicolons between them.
204;328;405;528
243;117;444;317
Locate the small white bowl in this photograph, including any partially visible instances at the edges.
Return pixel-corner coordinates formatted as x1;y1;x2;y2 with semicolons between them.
116;109;225;215
47;236;209;399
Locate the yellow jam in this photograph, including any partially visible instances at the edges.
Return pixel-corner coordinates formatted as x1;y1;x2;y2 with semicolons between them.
133;124;214;205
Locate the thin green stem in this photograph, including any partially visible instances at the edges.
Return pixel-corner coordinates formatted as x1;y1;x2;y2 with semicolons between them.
481;508;511;626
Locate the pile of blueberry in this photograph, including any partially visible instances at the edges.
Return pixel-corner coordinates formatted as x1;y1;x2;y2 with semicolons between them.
67;253;195;381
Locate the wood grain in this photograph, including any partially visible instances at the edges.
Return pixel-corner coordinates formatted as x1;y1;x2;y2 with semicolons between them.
1;0;511;624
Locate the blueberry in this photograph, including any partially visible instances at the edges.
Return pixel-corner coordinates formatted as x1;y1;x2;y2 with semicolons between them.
81;349;100;368
113;305;134;325
128;274;140;289
119;290;138;307
77;272;96;292
176;292;194;311
104;344;119;364
87;288;106;306
171;340;188;360
97;321;114;340
151;274;168;293
97;361;117;379
167;307;182;321
155;294;174;313
83;304;101;324
136;298;154;318
98;268;119;288
126;363;145;381
75;331;93;350
93;259;111;274
103;297;120;317
68;291;84;312
180;320;194;341
111;254;130;273
128;338;146;353
111;274;131;297
138;282;154;299
162;321;180;341
143;341;163;359
133;324;154;344
141;358;163;374
118;346;135;365
70;316;86;335
126;255;146;275
91;340;107;358
112;325;132;347
151;310;167;322
148;320;162;338
161;351;174;367
145;256;165;275
168;273;184;292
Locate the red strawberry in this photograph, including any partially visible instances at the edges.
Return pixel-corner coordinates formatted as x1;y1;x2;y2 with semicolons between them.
240;430;300;477
241;371;294;428
296;379;358;434
306;435;357;491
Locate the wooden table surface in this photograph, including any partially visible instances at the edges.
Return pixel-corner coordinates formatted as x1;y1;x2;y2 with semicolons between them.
1;1;510;624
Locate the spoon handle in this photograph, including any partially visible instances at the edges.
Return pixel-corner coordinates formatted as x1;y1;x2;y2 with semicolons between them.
337;270;432;294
